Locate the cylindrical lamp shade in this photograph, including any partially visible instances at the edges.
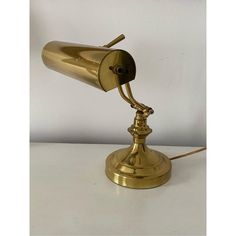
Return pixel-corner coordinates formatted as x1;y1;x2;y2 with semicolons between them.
42;41;136;91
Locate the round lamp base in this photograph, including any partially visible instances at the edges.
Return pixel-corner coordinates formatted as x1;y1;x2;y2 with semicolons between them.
105;145;172;189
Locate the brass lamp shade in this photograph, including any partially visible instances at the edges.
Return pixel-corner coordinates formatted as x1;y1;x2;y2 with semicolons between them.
42;41;136;91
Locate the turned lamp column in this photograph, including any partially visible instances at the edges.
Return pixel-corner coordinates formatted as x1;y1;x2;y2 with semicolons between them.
128;111;152;145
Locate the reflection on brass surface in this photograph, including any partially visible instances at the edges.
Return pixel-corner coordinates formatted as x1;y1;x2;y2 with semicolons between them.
42;41;135;91
106;111;171;189
42;34;172;189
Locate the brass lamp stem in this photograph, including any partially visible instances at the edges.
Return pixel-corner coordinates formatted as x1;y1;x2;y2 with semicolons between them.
106;78;171;189
105;107;172;189
128;111;152;145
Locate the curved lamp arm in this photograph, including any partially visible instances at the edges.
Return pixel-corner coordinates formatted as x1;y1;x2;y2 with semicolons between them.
104;34;154;118
116;80;154;118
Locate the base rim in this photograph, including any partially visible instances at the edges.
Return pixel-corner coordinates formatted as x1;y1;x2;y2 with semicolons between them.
105;148;172;189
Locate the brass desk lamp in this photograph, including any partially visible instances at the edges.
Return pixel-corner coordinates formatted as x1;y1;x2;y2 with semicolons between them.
42;34;171;189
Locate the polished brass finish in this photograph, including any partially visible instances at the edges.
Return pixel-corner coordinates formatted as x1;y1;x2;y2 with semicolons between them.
41;34;172;189
103;34;125;48
42;39;135;91
115;80;154;117
105;111;171;189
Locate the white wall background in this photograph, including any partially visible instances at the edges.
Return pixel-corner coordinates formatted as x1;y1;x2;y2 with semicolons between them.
30;0;206;146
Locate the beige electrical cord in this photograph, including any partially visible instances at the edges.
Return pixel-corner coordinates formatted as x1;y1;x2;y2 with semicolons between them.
170;147;206;161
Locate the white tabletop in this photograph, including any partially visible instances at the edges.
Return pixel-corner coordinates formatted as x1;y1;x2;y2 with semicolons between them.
30;143;206;236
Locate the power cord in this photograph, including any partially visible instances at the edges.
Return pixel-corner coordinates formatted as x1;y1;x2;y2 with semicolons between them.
169;147;206;161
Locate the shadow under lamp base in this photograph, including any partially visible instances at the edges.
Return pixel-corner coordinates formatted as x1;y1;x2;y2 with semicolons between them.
105;111;172;189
